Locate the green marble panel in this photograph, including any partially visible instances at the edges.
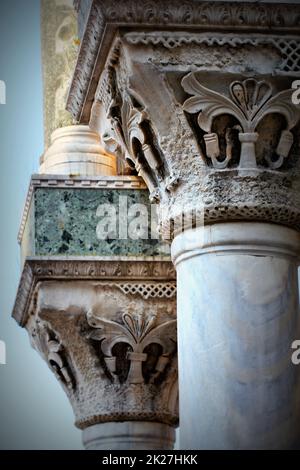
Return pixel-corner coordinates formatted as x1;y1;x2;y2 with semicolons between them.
21;187;170;258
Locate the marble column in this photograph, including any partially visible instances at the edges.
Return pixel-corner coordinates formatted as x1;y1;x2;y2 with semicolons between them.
172;222;300;449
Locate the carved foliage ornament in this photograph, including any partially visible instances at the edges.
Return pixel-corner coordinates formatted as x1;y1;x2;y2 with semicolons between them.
31;322;75;390
105;92;179;201
87;310;176;385
182;73;300;170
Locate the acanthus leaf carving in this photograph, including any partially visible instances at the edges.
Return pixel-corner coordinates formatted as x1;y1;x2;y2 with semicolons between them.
124;32;300;75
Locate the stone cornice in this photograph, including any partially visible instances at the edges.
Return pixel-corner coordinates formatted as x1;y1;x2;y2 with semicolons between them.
12;257;176;327
18;175;147;244
67;0;300;123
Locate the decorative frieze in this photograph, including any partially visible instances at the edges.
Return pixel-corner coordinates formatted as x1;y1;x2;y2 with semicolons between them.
124;32;300;74
12;258;176;327
115;282;176;299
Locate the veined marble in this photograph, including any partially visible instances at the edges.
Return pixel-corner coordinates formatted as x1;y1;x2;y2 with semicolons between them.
20;185;169;261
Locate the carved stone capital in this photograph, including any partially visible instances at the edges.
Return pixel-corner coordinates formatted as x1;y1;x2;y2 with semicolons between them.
13;258;178;432
67;1;300;238
97;52;300;237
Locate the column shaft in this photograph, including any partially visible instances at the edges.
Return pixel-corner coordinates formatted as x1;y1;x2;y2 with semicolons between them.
172;222;300;449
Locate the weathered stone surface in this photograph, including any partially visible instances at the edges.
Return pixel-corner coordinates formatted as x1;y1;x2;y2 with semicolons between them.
92;42;300;236
68;0;300;120
13;258;176;327
12;257;178;446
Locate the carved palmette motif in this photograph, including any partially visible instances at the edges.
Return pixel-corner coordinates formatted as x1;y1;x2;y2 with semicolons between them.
182;74;300;170
86;310;176;385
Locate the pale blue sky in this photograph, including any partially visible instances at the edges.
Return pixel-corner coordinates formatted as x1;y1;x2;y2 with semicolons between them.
0;0;81;449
